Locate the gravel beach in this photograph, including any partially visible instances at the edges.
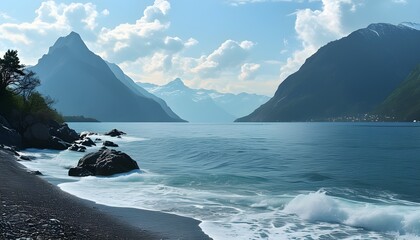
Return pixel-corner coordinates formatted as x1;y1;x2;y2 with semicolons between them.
0;149;210;240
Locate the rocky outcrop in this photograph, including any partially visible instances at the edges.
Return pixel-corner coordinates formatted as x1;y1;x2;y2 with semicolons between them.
67;144;86;152
75;137;96;147
0;118;22;149
68;148;139;177
80;131;97;139
103;141;118;147
22;122;70;150
50;123;79;143
104;129;126;137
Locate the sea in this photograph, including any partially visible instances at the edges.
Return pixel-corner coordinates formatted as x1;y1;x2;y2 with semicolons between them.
20;122;420;239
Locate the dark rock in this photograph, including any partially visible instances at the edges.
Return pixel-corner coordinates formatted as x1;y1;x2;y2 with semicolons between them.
68;148;139;177
47;120;61;130
2;145;19;156
29;170;43;175
23;115;35;128
95;138;102;142
68;167;93;177
0;115;11;128
67;144;86;152
20;155;31;161
80;131;97;139
50;124;79;143
48;137;71;150
24;123;51;142
75;137;96;147
0;122;22;149
103;141;118;147
104;129;126;137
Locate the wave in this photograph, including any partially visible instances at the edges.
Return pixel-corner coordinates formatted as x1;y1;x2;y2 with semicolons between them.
283;190;420;236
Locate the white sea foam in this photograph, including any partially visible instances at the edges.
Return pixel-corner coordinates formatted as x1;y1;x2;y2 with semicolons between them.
283;190;420;237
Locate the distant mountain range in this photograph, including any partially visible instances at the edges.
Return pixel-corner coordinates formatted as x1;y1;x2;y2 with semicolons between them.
237;23;420;122
138;79;270;122
30;32;183;122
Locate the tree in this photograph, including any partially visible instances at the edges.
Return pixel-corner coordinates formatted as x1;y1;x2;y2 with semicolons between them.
16;70;40;102
0;50;25;94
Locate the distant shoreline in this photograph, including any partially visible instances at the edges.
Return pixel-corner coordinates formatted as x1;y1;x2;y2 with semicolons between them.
0;149;210;239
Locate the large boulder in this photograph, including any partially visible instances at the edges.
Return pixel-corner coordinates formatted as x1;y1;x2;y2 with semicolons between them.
68;148;139;177
50;123;79;143
48;136;71;150
24;123;51;141
104;129;126;137
23;122;71;150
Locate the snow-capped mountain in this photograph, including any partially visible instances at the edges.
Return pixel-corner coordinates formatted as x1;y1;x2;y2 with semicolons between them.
138;79;270;122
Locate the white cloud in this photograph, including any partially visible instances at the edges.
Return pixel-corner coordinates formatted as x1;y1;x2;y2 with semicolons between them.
392;0;407;4
0;1;100;64
279;0;354;80
191;40;255;78
101;9;110;16
97;0;193;62
0;12;12;20
228;0;299;7
239;63;261;80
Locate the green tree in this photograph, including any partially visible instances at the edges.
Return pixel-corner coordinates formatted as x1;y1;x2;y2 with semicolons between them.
0;50;25;94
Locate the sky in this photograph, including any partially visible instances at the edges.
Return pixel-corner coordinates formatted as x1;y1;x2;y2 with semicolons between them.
0;0;419;96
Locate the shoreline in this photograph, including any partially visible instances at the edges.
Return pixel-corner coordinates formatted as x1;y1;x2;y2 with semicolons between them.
0;149;211;239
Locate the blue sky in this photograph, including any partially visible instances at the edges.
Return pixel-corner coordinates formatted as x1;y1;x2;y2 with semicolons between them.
0;0;419;96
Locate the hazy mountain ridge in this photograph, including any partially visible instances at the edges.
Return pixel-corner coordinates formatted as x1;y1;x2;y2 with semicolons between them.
237;23;420;122
31;32;184;122
138;79;270;122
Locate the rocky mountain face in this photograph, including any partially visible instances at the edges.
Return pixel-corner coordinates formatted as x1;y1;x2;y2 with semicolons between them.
31;32;183;122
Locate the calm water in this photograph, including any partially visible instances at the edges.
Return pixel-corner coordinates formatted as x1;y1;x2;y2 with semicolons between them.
21;123;420;239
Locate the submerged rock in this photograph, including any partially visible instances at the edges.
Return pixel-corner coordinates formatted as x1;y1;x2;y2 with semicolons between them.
68;148;139;177
103;141;118;147
104;129;126;137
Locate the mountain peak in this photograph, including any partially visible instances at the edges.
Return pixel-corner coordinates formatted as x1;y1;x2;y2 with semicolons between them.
166;78;186;88
48;31;89;55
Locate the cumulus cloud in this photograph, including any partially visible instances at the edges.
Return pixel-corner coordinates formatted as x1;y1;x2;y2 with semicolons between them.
97;0;195;62
279;0;354;80
191;40;255;78
239;63;261;80
0;1;99;63
101;9;110;16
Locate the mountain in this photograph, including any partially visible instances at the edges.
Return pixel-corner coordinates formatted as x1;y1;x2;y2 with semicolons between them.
376;64;420;121
105;62;182;121
30;32;183;122
138;79;270;122
236;23;420;122
401;22;420;31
